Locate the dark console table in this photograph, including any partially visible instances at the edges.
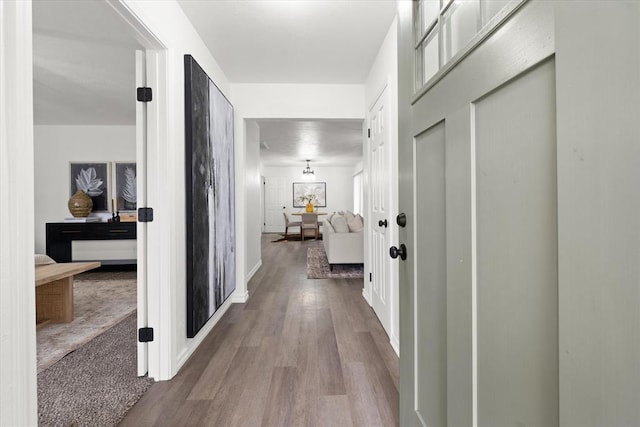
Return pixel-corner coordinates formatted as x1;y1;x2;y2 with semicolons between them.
46;222;137;265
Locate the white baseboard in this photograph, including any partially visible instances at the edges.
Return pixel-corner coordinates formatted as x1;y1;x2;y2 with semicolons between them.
231;289;249;303
176;298;233;373
246;259;262;283
362;288;372;305
390;333;400;356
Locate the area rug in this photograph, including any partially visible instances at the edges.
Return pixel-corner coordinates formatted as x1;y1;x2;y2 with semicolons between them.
38;312;154;427
307;246;364;279
37;271;137;372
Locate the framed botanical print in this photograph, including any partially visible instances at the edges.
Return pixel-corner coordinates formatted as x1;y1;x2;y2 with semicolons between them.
69;162;109;212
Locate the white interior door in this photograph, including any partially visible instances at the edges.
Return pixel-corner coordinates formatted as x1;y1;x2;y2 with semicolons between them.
264;176;288;233
368;87;391;336
135;50;148;376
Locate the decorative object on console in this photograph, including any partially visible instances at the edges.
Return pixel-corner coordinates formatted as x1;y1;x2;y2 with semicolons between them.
293;182;326;208
70;162;109;212
67;190;93;217
184;54;236;338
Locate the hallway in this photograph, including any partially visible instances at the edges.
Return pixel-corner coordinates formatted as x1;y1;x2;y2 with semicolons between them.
121;234;399;426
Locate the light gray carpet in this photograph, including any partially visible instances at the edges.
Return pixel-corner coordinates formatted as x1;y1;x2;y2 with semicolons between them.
307;246;364;279
38;312;154;427
37;271;137;372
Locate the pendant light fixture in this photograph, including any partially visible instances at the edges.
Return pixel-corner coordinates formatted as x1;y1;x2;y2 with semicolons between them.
302;160;314;176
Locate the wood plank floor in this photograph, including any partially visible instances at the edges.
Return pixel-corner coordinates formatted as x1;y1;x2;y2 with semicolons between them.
121;234;399;426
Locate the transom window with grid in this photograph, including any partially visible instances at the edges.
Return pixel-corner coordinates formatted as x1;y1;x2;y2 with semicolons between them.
414;0;518;93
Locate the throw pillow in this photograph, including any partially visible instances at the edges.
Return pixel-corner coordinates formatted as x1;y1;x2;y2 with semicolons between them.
323;220;335;233
344;211;355;222
35;254;56;265
348;214;364;232
331;215;350;233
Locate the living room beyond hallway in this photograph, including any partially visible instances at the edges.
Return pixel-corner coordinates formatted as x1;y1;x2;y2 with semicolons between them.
121;233;398;425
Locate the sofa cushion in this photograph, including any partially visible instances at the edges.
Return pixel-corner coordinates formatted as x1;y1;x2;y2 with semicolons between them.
331;215;350;233
344;211;355;222
347;214;364;232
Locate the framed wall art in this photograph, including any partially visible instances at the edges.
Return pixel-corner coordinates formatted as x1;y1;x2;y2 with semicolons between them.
69;162;109;211
113;162;137;212
184;54;236;338
293;182;326;208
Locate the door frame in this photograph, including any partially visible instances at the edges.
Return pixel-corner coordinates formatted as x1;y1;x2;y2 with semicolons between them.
0;1;37;424
106;0;169;381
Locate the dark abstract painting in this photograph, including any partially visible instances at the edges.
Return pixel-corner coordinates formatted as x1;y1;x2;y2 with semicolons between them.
185;55;236;338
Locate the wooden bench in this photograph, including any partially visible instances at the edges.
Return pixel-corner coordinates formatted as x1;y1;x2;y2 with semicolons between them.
35;262;101;325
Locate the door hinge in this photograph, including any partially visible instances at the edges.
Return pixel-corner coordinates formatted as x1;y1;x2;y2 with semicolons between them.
138;207;154;222
369;272;372;282
138;327;154;342
137;87;152;102
367;128;371;138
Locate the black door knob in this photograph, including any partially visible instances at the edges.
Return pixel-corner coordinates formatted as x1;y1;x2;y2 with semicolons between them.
378;219;388;228
396;213;407;228
389;244;407;260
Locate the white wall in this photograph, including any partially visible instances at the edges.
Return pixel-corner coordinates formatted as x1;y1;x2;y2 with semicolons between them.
121;0;238;380
364;17;400;354
231;84;365;119
245;120;261;280
262;165;355;232
33;125;137;259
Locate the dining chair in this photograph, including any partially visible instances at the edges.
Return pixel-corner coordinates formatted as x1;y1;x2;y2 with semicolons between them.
283;212;301;240
300;213;319;240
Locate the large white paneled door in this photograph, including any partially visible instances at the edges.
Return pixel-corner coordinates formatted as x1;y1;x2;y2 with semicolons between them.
368;86;391;336
398;1;640;426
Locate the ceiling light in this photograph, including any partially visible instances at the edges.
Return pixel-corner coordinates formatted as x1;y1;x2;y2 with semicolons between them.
303;160;314;176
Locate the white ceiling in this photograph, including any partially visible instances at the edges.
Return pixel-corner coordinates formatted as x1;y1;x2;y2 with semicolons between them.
255;119;363;166
33;0;397;166
32;0;143;125
177;0;398;84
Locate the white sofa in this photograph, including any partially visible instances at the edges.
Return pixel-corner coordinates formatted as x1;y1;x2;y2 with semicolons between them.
322;212;364;269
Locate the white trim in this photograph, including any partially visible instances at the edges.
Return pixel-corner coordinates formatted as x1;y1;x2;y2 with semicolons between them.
390;334;400;357
231;290;250;304
106;0;165;49
0;1;37;424
246;259;262;283
362;287;372;306
367;80;390;113
175;299;233;372
470;103;478;427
